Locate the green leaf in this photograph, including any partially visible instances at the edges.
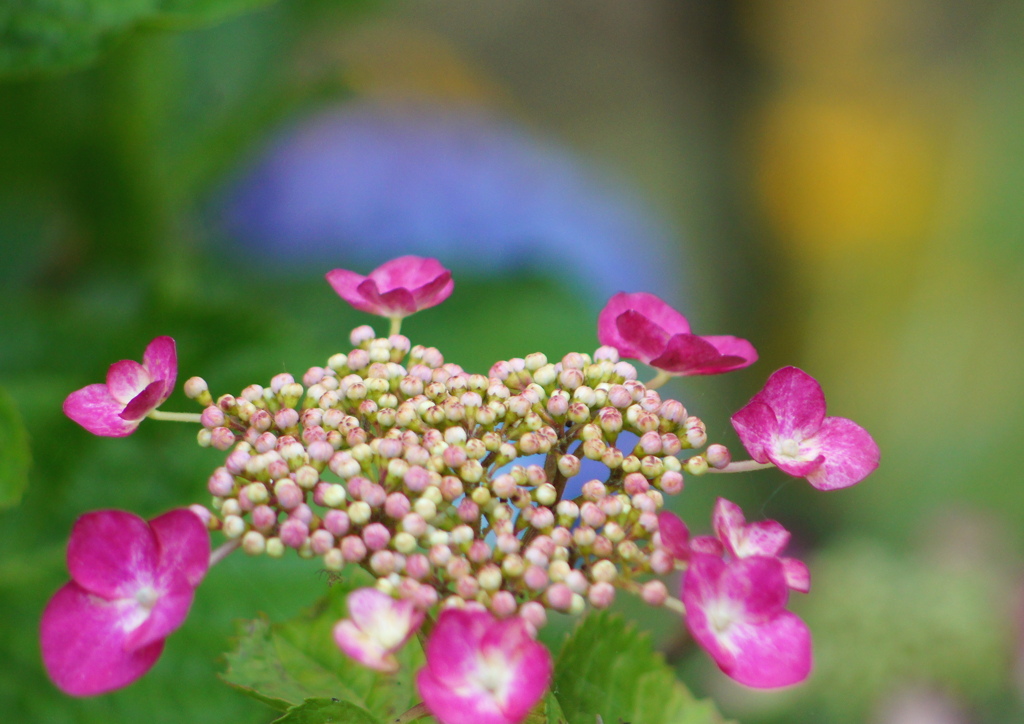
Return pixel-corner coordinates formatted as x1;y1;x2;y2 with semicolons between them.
221;567;423;721
0;386;30;508
552;613;733;724
0;0;278;76
271;697;382;724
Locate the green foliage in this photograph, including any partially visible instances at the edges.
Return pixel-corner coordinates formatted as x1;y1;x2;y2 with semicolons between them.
553;612;732;724
0;0;278;76
0;386;30;508
222;567;424;722
271;697;381;724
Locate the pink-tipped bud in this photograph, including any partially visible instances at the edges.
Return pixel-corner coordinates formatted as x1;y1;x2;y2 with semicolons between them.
545;583;573;611
650;550;674;575
659;470;684;495
440;475;464;502
274;480;304;510
341;535;367;562
638;431;662;455
406;553;430;580
580;502;607;529
211;427;237;451
384;493;411;519
280;518;309;549
706;443;731;469
208;468;235;497
310;529;335;556
588;581;616;608
200;406;225;429
523;566;549;591
362;523;391;551
641;580;668;606
581;480;607;501
468;540;491;563
623;472;650;496
490;591;518;618
323;510;350;537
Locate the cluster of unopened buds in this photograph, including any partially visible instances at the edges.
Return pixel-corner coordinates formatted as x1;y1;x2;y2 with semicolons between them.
43;256;879;723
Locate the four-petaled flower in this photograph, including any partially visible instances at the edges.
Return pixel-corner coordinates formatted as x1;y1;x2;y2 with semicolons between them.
682;553;812;688
41;509;210;696
416;609;552;724
730;366;880;491
597;292;757;376
63;336;177;437
326;256;454;320
713;498;809;593
333;587;424;672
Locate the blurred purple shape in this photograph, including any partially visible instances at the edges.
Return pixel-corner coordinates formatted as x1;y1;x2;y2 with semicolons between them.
220;100;685;302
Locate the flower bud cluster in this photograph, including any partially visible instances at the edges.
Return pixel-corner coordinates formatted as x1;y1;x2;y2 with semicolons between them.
190;329;728;625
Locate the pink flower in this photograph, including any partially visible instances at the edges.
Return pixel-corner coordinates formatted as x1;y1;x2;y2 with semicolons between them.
713;498;809;593
63;336;177;437
730;366;880;491
333;588;424;672
597;292;757;376
326;256;454;319
416;609;552;724
41;509;210;696
683;553;812;688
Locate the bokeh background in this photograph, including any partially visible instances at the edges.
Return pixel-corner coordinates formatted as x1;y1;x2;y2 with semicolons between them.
2;1;1023;722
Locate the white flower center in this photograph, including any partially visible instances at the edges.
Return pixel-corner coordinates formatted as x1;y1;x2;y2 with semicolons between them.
134;585;159;610
778;438;803;460
472;650;514;702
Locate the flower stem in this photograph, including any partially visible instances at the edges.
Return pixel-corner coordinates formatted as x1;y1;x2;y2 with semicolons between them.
393;702;431;723
389;316;402;337
209;539;240;567
147;410;203;423
706;460;776;474
644;370;674;390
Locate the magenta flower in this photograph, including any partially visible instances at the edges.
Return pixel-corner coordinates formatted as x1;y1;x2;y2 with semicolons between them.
656;510;725;561
416;609;552;724
63;336;177;437
326;256;454;319
683;553;812;688
597;292;757;376
333;588;424;672
713;498;809;593
730;366;880;491
41;509;210;696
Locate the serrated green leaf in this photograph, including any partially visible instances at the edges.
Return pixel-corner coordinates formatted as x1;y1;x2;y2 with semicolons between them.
0;386;30;508
0;0;278;76
221;567;423;721
271;697;382;724
553;612;733;724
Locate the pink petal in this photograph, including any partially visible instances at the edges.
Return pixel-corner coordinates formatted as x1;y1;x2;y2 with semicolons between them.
67;511;158;600
64;384;140;437
650;334;755;376
41;581;165;696
358;279;418;317
729;399;778;463
150;508;211;588
325;268;376;313
409;270;454;310
123;587;196;652
715;611;812;688
417;667;515;724
766;449;826;478
142;336;177;402
119;380;165;421
334;619;399;672
737;521;791;559
614;310;671;363
656;511;691;560
781;558;811;593
719;557;789;623
369;255;448;293
421;609;488;686
690;535;726;556
106;360;152;404
804;416;880;491
712;498;746;553
701;335;759;366
755;367;827;439
597;292;689;357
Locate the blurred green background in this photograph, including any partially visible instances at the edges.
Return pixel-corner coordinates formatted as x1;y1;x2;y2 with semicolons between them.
2;1;1023;722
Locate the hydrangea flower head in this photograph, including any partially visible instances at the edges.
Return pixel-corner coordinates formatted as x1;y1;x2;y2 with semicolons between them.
40;509;210;696
326;256;453;320
597;292;757;376
63;336;177;437
683;553;811;688
416;609;552;724
730;366;880;490
333;587;424;672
